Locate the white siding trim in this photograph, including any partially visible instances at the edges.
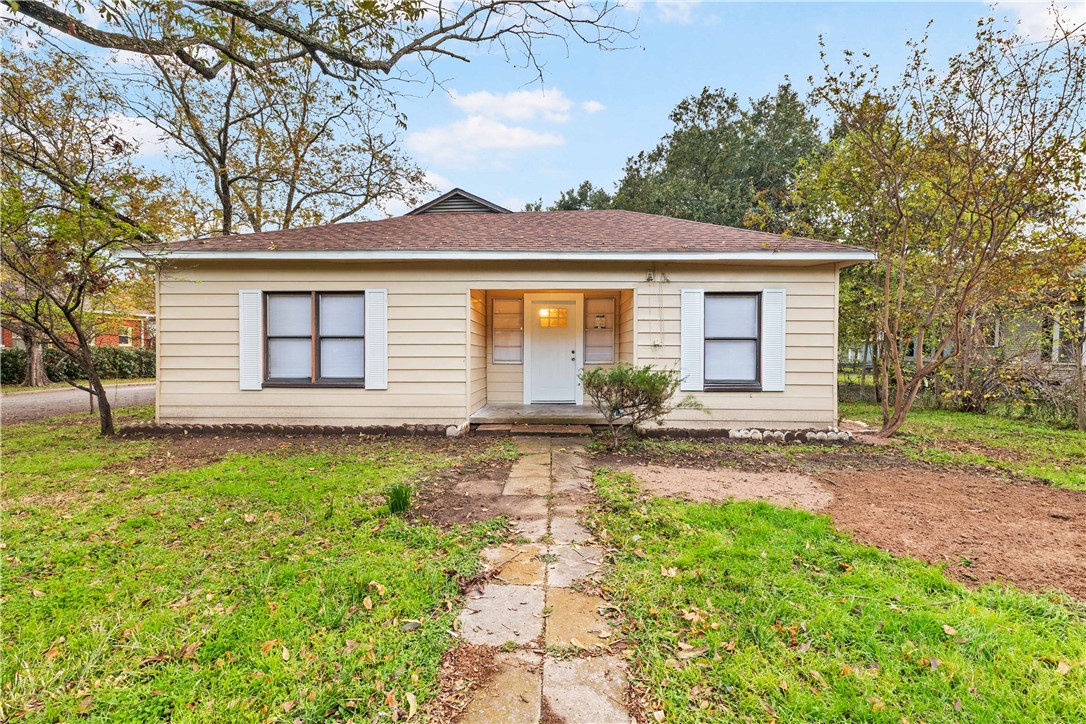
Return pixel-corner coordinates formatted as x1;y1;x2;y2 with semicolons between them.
761;288;787;392
141;250;876;263
680;289;704;392
238;289;263;390
365;289;388;389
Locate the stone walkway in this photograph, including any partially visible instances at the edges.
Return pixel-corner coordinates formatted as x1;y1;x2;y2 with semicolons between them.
456;437;632;724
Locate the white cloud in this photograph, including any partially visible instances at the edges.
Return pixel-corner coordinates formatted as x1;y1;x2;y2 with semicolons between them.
407;115;564;166
581;100;607;114
657;0;700;24
999;1;1086;40
106;114;176;160
449;88;574;123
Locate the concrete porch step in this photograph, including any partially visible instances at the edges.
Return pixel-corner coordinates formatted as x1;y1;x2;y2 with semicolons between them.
475;424;594;436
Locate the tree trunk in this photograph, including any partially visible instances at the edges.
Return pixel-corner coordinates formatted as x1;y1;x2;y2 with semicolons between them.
86;364;115;436
22;337;48;386
1076;341;1085;432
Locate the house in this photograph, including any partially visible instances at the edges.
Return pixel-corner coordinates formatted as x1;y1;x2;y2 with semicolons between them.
140;189;875;434
1;313;155;350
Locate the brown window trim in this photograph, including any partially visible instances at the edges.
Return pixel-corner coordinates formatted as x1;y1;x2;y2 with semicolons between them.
704;292;762;391
264;291;366;387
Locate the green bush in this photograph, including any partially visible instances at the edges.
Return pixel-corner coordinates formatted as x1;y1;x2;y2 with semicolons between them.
0;346;155;386
581;363;705;449
1;348;28;385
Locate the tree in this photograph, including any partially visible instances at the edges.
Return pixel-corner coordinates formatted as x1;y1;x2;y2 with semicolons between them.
795;13;1086;436
9;1;628;83
1;48;174;434
549;180;612;210
612;84;823;230
128;37;428;235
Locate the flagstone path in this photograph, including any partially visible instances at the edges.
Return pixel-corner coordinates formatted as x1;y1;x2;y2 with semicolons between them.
455;436;633;723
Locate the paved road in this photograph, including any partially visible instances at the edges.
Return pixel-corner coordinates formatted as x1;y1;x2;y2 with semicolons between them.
1;383;155;425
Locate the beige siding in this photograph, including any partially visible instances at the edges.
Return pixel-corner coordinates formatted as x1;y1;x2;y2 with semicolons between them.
468;290;486;414
157;260;843;429
619;289;635;363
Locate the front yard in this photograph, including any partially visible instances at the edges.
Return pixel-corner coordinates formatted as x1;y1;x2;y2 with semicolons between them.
3;406;1084;722
1;409;509;721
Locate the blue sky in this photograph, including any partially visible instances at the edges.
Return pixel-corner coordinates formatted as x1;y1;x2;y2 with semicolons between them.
390;1;1077;213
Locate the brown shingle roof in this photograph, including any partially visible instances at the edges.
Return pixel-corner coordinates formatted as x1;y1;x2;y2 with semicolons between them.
160;210;869;257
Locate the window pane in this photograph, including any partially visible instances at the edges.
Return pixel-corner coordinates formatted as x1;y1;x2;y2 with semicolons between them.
705;295;758;338
267;295;312;336
493;298;522;315
585;347;614;364
494;330;522;363
321;338;364;379
705;340;758;382
268;338;311;378
585;330;614;363
320;294;364;337
493;313;522;330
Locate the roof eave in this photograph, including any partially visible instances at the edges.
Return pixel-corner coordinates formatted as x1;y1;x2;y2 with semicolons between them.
122;249;876;262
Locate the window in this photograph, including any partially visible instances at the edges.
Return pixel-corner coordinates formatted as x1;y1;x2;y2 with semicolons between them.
265;292;365;385
538;307;568;327
704;293;760;389
118;326;133;347
492;297;523;364
1057;308;1085;364
584;296;616;364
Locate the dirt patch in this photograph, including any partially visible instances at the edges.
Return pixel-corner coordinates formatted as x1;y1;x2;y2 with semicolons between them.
424;644;499;723
414;459;516;528
821;468;1086;600
621;464;833;511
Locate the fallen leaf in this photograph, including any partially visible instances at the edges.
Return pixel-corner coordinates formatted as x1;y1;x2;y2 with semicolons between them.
653;711;665;722
363;596;373;611
243;514;257;523
77;695;93;713
661;566;678;577
43;646;61;661
260;640;278;654
32;589;45;598
943;625;958;636
282;700;295;712
867;696;885;712
405;691;418;719
1056;661;1071;675
281;646;290;661
369;581;387;596
929;657;941;670
676;646;709;660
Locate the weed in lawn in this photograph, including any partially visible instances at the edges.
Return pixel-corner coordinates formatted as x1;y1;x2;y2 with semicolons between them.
386;483;413;514
590;469;1086;723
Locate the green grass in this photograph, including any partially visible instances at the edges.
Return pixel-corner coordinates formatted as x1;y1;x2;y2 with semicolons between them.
1;410;508;722
840;401;1086;489
591;469;1086;723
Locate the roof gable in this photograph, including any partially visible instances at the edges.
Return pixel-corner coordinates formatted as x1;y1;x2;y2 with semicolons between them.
406;188;511;215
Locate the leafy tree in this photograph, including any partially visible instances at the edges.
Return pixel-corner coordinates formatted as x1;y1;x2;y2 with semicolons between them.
128;36;428;235
794;13;1086;436
612;83;823;230
1;48;174;434
549;180;612;210
9;1;628;83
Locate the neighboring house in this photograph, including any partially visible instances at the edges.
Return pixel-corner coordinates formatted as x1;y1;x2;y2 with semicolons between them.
139;189;874;434
0;313;156;349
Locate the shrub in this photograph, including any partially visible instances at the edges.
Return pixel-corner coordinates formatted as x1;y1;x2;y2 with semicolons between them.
0;346;155;386
385;483;412;514
1;348;28;385
580;363;705;449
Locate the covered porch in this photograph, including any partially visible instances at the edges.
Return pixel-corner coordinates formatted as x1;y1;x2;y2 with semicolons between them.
467;287;635;422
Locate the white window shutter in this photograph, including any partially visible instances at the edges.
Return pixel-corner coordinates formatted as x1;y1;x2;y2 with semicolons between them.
238;290;263;390
679;289;704;392
365;289;388;389
761;288;787;392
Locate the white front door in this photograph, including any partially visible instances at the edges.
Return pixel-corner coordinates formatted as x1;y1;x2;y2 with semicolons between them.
525;294;583;404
